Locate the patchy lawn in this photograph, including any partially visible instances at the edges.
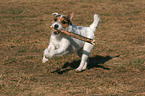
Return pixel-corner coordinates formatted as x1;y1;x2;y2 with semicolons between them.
0;0;145;95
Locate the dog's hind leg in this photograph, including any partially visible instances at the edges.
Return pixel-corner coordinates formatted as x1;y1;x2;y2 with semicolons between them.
75;43;94;71
77;49;88;70
77;48;83;58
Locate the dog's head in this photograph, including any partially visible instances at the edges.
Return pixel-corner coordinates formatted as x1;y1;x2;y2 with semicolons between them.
51;12;74;35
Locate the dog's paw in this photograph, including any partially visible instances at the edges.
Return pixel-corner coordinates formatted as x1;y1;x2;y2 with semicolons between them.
75;68;85;72
45;53;53;59
75;62;87;72
42;56;49;63
75;68;82;72
82;62;87;70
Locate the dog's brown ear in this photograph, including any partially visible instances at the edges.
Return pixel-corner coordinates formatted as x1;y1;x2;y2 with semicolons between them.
67;12;74;20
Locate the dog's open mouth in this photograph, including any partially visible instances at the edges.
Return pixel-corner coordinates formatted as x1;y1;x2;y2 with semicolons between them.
53;30;60;35
53;29;60;35
50;26;61;35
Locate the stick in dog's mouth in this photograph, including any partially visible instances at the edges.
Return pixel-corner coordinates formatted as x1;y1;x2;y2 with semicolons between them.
50;26;96;45
50;26;60;35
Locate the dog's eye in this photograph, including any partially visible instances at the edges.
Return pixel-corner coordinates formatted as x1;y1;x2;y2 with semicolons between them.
54;18;57;22
61;20;67;24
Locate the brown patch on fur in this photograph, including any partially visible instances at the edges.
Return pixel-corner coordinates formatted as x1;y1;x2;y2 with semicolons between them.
53;16;60;22
60;17;69;28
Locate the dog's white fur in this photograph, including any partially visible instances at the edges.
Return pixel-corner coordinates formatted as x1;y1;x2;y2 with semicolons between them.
42;12;100;71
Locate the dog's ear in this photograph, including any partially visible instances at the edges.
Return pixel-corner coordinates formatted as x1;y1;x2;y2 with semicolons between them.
67;12;74;20
52;12;59;16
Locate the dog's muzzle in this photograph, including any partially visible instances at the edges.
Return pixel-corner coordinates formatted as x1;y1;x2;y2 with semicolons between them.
54;24;59;29
50;25;61;35
53;24;60;35
52;23;62;35
53;29;60;35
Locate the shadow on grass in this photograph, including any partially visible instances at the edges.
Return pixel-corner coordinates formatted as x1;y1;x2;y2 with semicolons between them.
51;55;119;74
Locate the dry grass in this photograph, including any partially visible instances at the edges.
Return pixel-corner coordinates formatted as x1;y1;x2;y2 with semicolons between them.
0;0;145;95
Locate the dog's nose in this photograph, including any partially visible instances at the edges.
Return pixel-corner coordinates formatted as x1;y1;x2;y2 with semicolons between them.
54;24;59;29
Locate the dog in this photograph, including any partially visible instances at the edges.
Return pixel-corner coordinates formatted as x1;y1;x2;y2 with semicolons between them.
42;12;100;71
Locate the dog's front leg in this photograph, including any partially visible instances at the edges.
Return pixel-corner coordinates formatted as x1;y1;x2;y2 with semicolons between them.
42;43;55;63
48;47;69;57
45;39;70;59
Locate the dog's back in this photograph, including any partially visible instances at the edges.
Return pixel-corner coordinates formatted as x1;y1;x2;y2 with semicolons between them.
64;14;100;54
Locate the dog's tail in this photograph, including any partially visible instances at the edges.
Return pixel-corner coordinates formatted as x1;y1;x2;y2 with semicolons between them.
90;14;100;32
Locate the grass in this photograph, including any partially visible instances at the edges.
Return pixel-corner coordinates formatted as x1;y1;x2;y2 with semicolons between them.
0;0;145;95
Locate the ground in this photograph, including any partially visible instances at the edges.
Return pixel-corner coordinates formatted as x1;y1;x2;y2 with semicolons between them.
0;0;145;95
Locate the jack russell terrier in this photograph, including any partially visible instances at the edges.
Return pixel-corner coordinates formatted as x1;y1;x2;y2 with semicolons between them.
42;12;100;71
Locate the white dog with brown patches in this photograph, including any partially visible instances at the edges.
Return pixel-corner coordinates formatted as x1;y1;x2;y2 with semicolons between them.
42;12;100;71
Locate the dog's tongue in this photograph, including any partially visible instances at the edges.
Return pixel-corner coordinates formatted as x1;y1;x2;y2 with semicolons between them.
53;30;59;35
54;30;58;33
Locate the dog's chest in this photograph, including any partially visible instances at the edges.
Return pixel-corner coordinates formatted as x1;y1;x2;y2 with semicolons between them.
50;35;62;48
